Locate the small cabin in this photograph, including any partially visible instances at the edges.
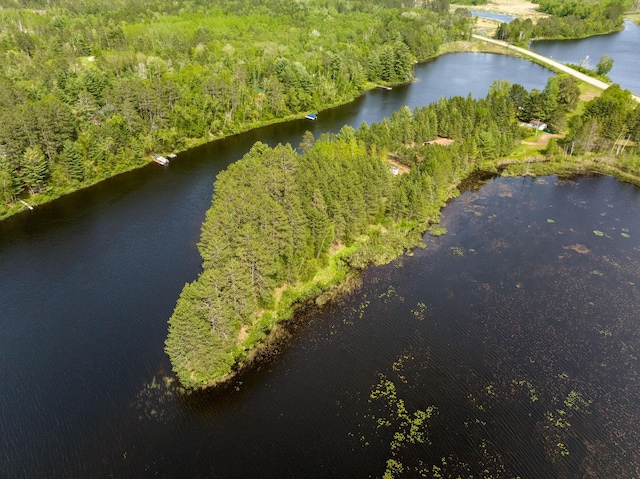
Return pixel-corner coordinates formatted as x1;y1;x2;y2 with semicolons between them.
528;119;547;130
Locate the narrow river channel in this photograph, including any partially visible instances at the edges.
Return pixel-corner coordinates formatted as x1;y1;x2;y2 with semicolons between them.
0;37;638;477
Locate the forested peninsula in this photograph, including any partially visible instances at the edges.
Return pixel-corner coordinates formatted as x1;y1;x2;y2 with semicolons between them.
166;70;640;388
495;0;632;43
165;87;519;388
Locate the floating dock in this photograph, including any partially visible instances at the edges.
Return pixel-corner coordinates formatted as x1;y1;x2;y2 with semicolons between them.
167;153;177;159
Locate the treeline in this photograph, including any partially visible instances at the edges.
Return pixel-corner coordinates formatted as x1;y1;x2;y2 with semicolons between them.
0;0;474;211
165;81;535;388
508;73;581;131
496;0;631;43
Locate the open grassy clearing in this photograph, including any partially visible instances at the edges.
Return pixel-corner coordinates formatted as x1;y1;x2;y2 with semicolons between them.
437;38;513;55
569;82;603;118
508;131;552;160
458;0;549;20
473;16;500;36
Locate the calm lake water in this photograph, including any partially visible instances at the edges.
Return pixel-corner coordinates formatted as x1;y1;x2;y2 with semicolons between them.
531;19;640;95
0;45;638;478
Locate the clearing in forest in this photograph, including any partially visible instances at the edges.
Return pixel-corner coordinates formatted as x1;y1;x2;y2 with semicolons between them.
461;0;549;20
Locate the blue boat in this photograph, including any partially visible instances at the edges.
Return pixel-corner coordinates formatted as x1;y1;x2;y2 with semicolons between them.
305;113;317;121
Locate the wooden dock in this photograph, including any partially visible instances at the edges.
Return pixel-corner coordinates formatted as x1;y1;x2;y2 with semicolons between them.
18;199;34;210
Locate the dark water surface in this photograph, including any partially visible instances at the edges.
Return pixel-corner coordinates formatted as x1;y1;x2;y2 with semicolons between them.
114;175;640;478
0;52;638;477
531;19;640;95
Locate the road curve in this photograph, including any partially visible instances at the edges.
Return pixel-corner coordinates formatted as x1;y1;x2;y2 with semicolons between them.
472;34;640;103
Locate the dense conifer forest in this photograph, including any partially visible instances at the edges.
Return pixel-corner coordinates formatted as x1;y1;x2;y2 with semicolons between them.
0;0;475;214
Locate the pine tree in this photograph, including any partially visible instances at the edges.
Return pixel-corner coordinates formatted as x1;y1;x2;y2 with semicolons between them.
62;140;85;182
21;146;49;194
299;130;315;154
393;41;414;81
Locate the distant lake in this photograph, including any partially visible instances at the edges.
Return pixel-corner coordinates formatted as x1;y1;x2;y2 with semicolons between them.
531;19;640;95
469;9;514;23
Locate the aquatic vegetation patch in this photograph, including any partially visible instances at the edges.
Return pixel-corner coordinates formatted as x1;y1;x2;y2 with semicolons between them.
378;285;404;303
351;297;370;321
411;302;428;321
367;374;437;478
563;244;591;254
360;347;523;478
564;390;592;411
428;226;448;237
512;379;539;403
489;239;510;251
132;375;180;422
